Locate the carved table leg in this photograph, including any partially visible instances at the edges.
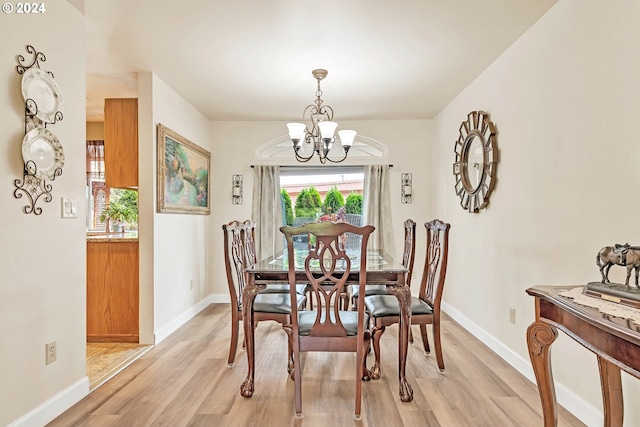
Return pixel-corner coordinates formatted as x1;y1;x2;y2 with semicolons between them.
388;279;413;402
362;334;372;382
284;326;295;380
240;282;264;398
370;325;385;380
597;356;623;427
527;320;558;427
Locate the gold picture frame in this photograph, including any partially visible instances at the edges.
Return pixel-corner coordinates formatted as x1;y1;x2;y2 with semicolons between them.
157;123;210;214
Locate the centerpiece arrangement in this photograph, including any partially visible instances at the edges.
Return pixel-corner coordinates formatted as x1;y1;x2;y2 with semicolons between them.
316;207;348;249
317;206;346;223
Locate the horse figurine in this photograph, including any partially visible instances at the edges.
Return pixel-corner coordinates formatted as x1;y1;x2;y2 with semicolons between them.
596;244;640;287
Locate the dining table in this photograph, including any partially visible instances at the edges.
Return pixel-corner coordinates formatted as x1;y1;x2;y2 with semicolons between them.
241;247;414;402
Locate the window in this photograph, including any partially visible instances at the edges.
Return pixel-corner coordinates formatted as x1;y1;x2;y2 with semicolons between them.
86;140;138;231
280;166;364;221
280;166;364;250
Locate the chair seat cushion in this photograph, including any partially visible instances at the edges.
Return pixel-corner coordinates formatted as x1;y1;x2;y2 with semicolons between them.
364;295;433;317
297;311;369;336
351;284;389;298
261;284;309;295
254;293;306;314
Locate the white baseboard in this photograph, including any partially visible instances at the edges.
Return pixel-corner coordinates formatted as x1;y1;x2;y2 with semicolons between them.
11;295;231;427
442;301;602;427
154;294;229;344
209;293;230;304
8;376;89;427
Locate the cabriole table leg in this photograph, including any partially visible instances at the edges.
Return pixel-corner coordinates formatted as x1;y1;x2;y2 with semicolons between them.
527;320;558;427
597;356;623;427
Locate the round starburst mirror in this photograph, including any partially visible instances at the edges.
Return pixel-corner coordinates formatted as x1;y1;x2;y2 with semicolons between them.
452;111;498;212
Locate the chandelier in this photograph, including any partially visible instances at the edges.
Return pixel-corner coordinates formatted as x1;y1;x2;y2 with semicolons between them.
287;69;356;164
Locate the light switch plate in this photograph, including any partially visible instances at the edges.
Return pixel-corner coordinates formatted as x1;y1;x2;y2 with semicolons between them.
61;197;77;219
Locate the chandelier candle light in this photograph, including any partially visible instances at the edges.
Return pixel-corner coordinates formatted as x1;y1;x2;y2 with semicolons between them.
287;69;356;164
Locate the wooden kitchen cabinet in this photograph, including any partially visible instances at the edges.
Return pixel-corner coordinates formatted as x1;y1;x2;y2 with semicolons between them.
104;98;138;188
87;240;139;342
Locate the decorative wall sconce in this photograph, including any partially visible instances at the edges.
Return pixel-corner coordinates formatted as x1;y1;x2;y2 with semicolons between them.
232;174;243;204
401;173;412;204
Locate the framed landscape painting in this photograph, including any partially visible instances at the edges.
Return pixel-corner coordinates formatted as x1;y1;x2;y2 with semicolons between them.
157;124;211;214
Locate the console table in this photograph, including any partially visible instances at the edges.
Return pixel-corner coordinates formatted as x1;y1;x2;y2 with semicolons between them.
526;285;640;427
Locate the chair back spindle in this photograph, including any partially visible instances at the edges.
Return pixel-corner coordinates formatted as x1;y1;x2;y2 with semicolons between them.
419;219;450;308
223;220;246;312
242;220;258;267
305;237;351;337
402;219;417;287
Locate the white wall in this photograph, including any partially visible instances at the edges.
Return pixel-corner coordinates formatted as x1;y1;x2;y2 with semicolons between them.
138;73;217;342
432;1;640;425
208;120;433;298
0;3;88;426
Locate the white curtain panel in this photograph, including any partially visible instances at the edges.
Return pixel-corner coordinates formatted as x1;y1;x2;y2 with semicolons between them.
251;165;284;261
363;164;394;253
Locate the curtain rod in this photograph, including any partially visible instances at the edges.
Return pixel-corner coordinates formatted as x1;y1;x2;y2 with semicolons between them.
250;164;394;168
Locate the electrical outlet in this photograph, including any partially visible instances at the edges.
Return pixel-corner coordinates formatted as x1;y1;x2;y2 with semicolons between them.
46;341;57;365
509;308;516;325
190;279;194;290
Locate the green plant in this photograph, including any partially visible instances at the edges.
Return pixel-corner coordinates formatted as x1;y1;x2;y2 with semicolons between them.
281;189;293;226
111;189;138;223
99;201;136;224
294;187;322;218
308;186;322;208
322;186;344;214
345;192;363;214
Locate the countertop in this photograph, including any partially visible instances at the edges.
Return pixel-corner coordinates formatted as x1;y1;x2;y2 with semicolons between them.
86;231;139;242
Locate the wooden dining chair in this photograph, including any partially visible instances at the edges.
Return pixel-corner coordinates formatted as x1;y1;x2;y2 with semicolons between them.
280;222;375;420
364;219;450;379
223;220;306;368
241;220;308;297
350;219;416;310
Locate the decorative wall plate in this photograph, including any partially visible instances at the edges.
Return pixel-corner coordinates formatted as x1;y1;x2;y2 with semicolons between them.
21;68;64;123
452;111;497;212
22;127;65;180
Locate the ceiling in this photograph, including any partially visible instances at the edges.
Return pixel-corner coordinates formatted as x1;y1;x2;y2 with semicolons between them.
84;0;557;122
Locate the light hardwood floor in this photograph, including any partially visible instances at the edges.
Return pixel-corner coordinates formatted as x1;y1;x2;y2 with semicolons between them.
50;304;585;427
87;343;152;390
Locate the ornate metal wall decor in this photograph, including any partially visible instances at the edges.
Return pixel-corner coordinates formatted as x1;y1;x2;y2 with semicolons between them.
452;111;497;213
13;45;65;215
